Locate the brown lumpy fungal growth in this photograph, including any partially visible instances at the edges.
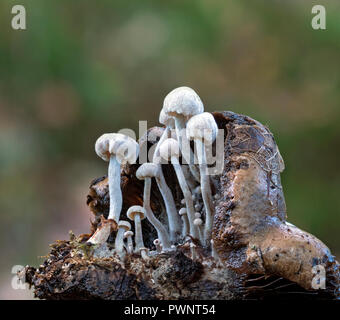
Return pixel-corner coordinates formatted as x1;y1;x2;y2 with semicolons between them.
24;239;244;300
211;111;339;292
26;109;339;300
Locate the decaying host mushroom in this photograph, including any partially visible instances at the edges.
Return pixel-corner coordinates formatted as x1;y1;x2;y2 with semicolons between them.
87;133;139;245
26;88;339;300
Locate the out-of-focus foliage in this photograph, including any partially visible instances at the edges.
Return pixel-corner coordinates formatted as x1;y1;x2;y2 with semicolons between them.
0;0;339;298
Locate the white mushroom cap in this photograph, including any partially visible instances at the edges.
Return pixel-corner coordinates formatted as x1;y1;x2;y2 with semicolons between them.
136;163;159;180
194;218;203;226
194;186;201;194
159;109;175;129
159;138;180;161
163;87;204;119
124;230;134;238
194;212;201;219
95;133;139;164
179;208;187;215
118;220;131;231
186;112;218;144
127;205;146;220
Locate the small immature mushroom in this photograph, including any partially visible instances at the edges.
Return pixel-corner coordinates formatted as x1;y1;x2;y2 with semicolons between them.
194;204;202;212
153;109;175;164
190;242;197;260
187;112;218;244
153;239;162;253
194;217;204;244
140;247;149;260
115;221;131;257
136;164;171;250
179;208;189;237
124;230;134;254
162;86;202;182
127;206;146;252
159;138;198;239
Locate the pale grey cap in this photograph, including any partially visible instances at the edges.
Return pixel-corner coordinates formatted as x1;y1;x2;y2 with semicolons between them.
159;138;180;161
127;205;146;220
118;220;131;231
179;208;187;215
95;133;139;164
186;112;218;144
163;86;204;119
159;109;175;128
136;163;159;180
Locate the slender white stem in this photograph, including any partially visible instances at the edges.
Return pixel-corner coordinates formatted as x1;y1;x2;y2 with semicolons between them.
115;227;126;256
180;214;189;237
134;214;144;251
195;139;214;244
153;128;182;241
108;155;122;222
155;170;182;241
126;236;133;254
174;117;200;182
171;157;198;239
143;178;171;250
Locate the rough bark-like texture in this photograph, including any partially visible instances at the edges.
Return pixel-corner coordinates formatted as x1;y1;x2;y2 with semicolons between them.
25;111;340;300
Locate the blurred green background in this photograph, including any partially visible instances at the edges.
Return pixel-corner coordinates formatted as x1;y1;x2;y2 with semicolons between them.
0;0;339;299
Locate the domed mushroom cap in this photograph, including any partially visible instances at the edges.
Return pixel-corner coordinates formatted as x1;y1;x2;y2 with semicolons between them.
194;212;201;218
194;218;203;226
136;163;159;180
186;112;218;144
179;208;187;215
159;138;180;161
95;133;139;164
127;205;146;220
153;239;161;245
118;220;131;231
159;109;175;129
163;87;204;118
124;230;134;238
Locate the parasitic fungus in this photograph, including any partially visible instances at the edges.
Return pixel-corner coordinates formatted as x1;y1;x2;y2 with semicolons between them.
87;133;139;245
136;163;171;250
179;207;189;238
124;230;134;254
127;205;146;253
115;220;131;257
187;112;218;244
162;86;202;182
159;138;198;240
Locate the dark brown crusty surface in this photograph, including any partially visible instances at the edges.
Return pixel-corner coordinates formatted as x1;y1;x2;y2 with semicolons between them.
25;111;339;300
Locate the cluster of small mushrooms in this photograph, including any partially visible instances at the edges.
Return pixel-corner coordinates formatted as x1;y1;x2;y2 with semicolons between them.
87;87;219;260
